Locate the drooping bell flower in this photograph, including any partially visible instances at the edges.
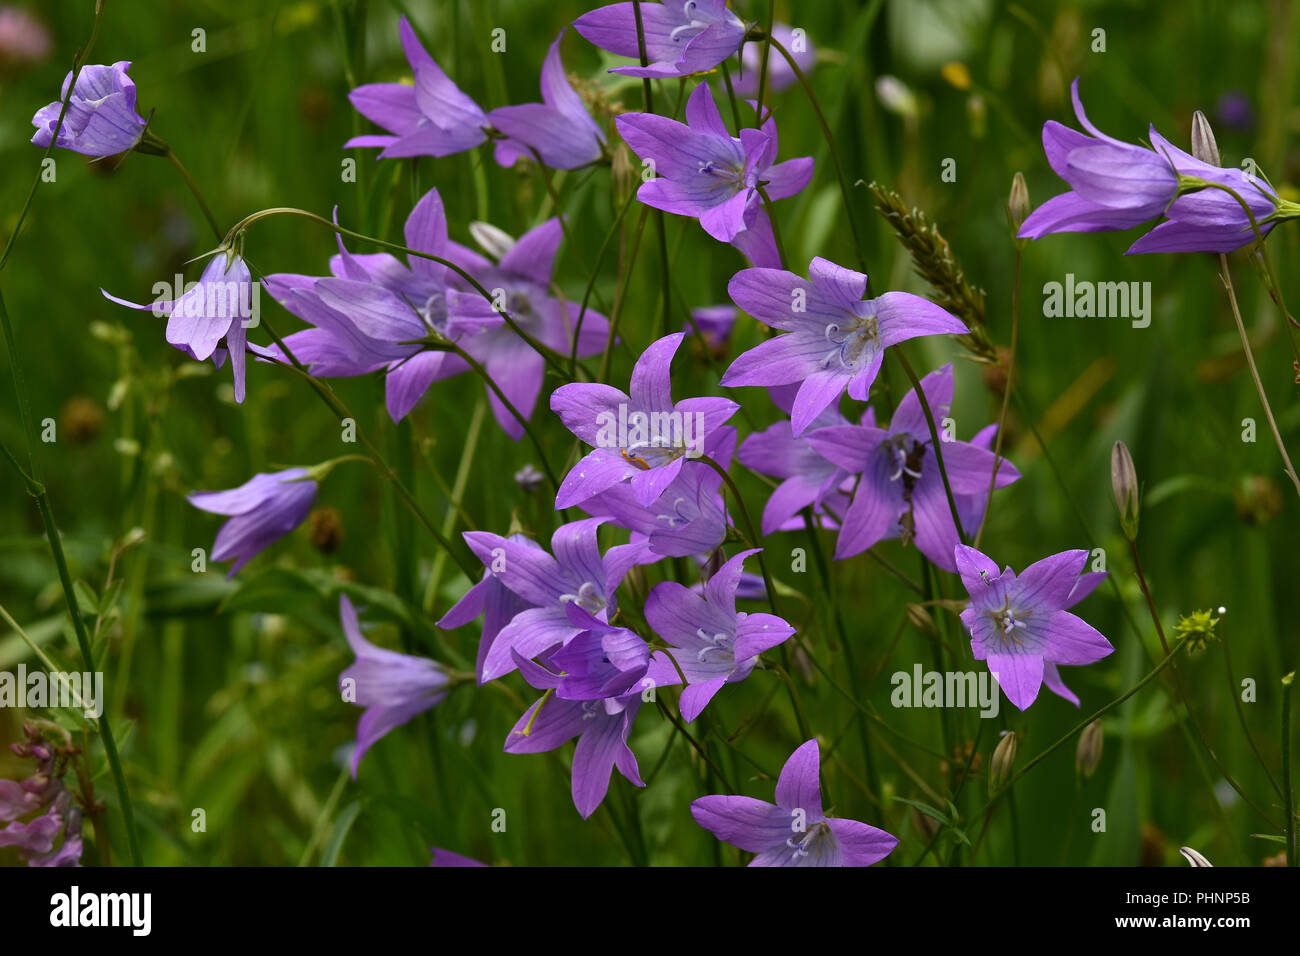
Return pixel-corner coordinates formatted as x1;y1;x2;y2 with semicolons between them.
489;29;606;170
188;468;317;575
31;61;147;157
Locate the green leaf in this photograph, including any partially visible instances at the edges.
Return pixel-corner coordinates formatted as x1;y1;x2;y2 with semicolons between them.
320;800;364;867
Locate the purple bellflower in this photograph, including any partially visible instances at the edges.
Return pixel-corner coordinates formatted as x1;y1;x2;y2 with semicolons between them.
104;250;257;403
446;517;646;683
1019;78;1291;252
615;82;812;244
738;384;857;535
805;364;1020;570
574;1;747;80
504;636;679;818
346;16;488;159
261;189;470;422
645;549;794;721
338;595;451;776
580;426;735;558
443;217;611;439
692;738;898;866
1125;127;1289;254
489;30;606;170
188;468;317;575
954;545;1114;711
551;331;738;509
722;257;970;435
31;60;147;157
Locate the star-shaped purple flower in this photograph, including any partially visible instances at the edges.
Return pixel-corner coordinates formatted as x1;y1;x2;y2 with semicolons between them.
574;1;748;79
645;549;794;721
338;595;452;776
722;257;970;435
31;60;147;157
954;544;1114;711
188;468;317;575
615;82;812;244
805;364;1019;570
445;517;646;683
692;738;898;866
551;331;738;509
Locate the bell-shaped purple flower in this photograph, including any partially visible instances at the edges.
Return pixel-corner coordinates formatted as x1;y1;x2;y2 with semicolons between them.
723;257;969;435
188;468;317;575
805;364;1020;570
338;595;451;776
551;331;738;509
104;250;257;403
738;385;858;535
574;1;748;79
346;16;488;159
580;427;736;558
446;517;646;683
615;83;812;243
645;549;794;721
692;738;898;866
955;545;1114;711
31;60;147;157
489;29;606;170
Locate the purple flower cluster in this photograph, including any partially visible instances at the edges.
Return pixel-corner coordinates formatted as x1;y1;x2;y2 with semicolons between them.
1;725;84;867
32;7;1203;867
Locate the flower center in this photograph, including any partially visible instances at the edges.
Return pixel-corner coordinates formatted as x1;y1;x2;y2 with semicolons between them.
694;627;734;664
786;821;832;859
653;496;694;529
986;600;1032;649
559;581;605;615
820;314;880;371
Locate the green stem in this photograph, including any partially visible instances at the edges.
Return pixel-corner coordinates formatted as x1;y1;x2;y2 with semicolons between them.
166;149;222;241
1282;673;1295;866
765;34;867;272
974;247;1021;549
1217;252;1300;500
894;350;966;542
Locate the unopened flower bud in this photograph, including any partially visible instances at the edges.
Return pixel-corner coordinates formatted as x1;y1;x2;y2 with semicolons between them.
1111;440;1140;540
1076;719;1103;778
611;142;637;205
1006;172;1031;237
989;731;1018;795
1191;110;1220;167
905;603;937;636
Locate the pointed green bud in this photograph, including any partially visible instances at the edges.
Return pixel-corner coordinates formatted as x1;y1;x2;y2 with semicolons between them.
1111;440;1140;540
1076;719;1103;779
1006;172;1030;236
989;730;1018;795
